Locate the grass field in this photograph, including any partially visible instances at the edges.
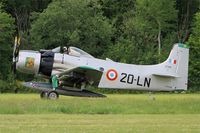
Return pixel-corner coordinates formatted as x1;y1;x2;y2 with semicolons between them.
1;114;200;133
0;93;200;132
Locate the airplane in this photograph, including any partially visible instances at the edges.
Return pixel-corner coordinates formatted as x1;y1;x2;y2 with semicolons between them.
13;37;189;99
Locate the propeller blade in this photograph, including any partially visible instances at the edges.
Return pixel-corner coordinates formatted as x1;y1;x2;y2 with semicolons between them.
13;36;21;61
13;36;21;75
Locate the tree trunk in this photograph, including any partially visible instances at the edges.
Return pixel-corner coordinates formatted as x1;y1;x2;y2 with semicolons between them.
157;23;161;62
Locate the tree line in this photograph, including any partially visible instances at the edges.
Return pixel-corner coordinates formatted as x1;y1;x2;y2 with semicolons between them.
0;0;199;92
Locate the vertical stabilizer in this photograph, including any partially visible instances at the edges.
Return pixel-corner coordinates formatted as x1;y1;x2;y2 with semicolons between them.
163;43;189;90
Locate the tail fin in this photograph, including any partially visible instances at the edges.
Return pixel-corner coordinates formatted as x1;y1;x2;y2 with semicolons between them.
154;43;189;90
164;43;189;90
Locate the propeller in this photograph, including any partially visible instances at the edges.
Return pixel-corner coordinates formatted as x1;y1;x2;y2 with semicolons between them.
12;36;21;74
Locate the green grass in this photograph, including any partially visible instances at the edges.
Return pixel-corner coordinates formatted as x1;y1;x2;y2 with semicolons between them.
0;94;200;133
0;114;200;133
0;94;200;114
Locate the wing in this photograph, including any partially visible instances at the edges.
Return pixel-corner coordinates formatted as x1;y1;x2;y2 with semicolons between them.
22;82;106;97
57;66;103;86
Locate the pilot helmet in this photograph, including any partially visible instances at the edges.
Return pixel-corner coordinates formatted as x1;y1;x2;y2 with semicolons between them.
63;47;67;52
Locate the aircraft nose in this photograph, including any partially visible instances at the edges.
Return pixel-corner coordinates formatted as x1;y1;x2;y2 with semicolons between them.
16;51;41;74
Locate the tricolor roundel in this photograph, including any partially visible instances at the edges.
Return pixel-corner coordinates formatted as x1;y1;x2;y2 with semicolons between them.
106;69;118;81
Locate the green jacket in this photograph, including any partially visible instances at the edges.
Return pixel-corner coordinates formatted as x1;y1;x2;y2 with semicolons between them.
52;75;58;89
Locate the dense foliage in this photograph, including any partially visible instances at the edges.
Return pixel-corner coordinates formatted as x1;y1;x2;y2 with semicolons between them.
104;0;177;64
188;12;200;91
31;0;113;57
0;0;199;92
0;3;15;92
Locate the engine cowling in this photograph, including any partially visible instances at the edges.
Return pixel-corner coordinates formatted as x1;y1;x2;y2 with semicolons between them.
16;51;41;74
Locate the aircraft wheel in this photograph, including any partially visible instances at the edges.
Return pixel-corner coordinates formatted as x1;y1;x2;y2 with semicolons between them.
48;91;59;100
40;91;48;99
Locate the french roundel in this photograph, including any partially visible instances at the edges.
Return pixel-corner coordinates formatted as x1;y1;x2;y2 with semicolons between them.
106;69;118;81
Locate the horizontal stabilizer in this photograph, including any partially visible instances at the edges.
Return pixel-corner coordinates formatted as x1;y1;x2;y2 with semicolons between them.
152;73;179;78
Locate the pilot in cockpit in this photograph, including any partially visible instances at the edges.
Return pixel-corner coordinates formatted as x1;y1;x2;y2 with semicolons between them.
63;46;69;54
62;46;94;58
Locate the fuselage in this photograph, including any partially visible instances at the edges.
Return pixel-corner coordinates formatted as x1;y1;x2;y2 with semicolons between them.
16;44;189;92
52;53;175;91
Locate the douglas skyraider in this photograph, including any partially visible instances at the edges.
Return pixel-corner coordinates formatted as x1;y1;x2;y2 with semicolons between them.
13;37;189;99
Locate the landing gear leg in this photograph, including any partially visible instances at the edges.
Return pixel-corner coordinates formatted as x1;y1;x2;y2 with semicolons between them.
81;82;86;90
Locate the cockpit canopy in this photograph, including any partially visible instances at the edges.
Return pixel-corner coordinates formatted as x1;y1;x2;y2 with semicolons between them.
41;46;94;58
68;47;94;58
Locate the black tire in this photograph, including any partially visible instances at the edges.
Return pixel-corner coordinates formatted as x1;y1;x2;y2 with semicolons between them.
40;91;48;99
47;91;59;100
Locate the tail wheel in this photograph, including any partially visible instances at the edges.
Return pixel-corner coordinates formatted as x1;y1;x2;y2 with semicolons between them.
48;91;59;100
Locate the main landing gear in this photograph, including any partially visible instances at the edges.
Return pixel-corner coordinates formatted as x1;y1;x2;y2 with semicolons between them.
40;91;59;100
